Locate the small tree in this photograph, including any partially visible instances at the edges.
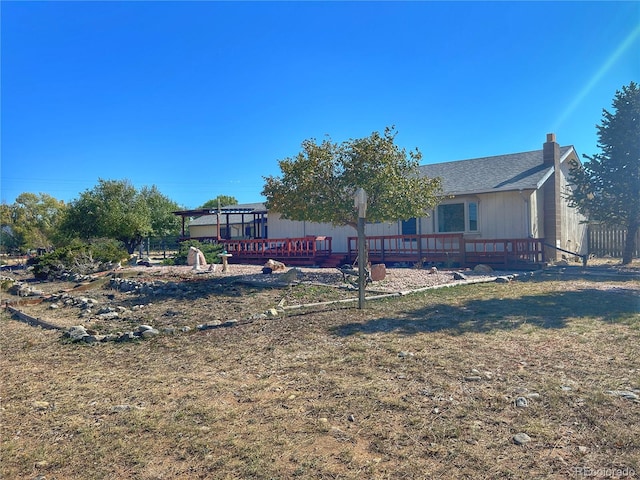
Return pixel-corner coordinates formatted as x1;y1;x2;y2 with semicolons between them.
262;127;442;230
568;81;640;264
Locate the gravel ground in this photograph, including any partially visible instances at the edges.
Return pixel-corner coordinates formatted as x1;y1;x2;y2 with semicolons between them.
124;263;504;293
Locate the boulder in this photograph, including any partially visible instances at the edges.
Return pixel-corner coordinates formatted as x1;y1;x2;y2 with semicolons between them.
187;247;207;268
473;264;493;273
370;264;386;281
265;259;286;271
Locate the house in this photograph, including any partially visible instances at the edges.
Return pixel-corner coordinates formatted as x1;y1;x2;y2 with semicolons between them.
266;133;587;265
177;134;587;267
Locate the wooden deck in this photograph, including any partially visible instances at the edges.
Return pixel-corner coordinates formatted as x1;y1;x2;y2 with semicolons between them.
183;234;545;269
347;234;544;269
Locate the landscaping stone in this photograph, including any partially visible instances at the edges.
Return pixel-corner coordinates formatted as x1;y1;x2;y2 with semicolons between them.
606;390;639;401
513;433;531;445
474;264;493;273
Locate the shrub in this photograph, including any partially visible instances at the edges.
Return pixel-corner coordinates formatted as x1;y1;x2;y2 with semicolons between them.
31;238;128;279
172;240;224;265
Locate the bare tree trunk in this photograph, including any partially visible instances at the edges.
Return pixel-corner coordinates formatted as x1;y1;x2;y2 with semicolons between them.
622;220;638;265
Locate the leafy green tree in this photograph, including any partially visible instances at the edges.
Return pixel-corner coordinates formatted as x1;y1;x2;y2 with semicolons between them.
568;81;640;264
200;195;239;209
262;127;443;230
0;193;66;253
140;186;181;238
61;179;151;254
0;203;20;253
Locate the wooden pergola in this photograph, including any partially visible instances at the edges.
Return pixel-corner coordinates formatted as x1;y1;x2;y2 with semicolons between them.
173;206;268;241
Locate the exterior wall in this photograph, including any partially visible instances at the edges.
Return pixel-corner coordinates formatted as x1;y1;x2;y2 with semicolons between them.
267;213;400;253
189;223;243;239
270;191;536;254
418;192;531;240
559;156;588;255
189;224;218;238
530;189;544;239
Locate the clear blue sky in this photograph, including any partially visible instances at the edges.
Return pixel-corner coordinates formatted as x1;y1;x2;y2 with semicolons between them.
2;1;639;209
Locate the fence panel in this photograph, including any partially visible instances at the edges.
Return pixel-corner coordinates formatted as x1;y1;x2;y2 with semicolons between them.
588;225;640;258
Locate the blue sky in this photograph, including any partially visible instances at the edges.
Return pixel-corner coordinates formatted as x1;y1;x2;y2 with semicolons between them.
2;1;639;209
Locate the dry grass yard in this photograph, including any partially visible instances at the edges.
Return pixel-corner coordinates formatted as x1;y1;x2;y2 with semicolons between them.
1;261;639;479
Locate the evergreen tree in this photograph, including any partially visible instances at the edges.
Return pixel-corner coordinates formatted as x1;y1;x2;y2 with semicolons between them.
568;81;640;264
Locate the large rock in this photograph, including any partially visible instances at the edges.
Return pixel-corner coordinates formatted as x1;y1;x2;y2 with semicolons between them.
474;264;493;273
187;247;207;268
265;259;286;271
370;264;386;281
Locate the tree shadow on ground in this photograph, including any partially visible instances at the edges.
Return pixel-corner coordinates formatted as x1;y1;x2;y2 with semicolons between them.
333;287;639;337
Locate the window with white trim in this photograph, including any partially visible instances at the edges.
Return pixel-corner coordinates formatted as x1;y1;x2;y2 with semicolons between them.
437;201;479;233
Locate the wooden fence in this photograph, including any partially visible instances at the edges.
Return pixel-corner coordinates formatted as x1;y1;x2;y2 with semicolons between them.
588;224;640;258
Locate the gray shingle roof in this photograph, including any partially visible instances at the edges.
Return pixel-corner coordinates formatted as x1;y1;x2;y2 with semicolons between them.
419;146;574;195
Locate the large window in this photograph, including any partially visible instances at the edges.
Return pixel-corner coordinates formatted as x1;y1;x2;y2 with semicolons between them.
437;201;479;233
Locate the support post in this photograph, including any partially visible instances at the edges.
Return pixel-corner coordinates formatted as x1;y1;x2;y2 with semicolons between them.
354;188;368;310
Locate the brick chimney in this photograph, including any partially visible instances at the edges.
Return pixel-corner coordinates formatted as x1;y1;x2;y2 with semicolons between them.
542;133;561;262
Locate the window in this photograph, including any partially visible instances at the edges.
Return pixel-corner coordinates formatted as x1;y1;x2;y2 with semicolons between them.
468;202;478;231
402;218;417;235
437;201;479;233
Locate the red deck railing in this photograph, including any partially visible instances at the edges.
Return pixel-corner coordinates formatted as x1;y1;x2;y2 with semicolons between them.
464;238;544;266
220;236;332;259
182;235;544;268
348;233;464;263
347;234;544;268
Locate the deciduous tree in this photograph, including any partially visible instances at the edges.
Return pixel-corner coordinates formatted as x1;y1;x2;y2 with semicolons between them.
61;179;151;254
0;193;66;253
568;81;640;264
262;127;442;230
200;195;238;209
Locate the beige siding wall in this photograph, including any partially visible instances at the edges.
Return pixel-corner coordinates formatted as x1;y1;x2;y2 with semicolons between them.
530;189;543;238
189;223;244;239
268;213;401;252
475;192;530;238
422;193;531;239
559;157;588;254
189;224;218;238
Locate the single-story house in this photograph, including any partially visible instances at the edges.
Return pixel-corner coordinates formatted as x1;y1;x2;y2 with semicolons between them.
176;134;587;267
268;133;587;263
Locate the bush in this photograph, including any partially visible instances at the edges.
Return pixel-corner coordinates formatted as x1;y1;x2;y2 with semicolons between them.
31;238;128;279
172;240;224;265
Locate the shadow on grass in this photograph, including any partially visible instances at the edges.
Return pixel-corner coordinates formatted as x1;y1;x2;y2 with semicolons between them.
333;287;640;336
